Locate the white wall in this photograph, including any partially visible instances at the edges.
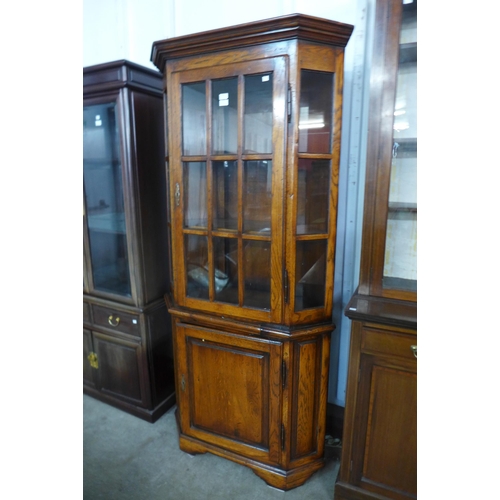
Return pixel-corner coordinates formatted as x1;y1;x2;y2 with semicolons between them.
83;0;374;407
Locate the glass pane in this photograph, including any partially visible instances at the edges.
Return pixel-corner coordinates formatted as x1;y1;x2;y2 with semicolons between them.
213;237;238;305
213;161;238;231
299;71;333;154
185;234;209;300
182;82;206;155
244;73;272;154
243;160;272;233
295;240;327;311
383;0;417;291
212;78;238;154
183;162;207;228
297;159;330;235
243;240;270;310
83;102;131;297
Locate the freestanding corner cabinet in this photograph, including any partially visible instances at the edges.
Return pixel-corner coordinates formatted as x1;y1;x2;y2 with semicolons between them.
151;14;353;490
335;1;417;499
83;60;176;422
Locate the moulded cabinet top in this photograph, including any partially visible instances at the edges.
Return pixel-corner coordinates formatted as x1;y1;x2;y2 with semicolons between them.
83;59;163;96
151;13;354;71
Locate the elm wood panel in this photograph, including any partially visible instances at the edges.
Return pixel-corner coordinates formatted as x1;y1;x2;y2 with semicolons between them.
362;327;416;361
175;321;283;464
92;331;149;408
83;329;96;389
290;338;321;460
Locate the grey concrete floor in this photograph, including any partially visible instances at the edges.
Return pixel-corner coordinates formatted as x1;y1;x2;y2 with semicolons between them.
83;394;339;499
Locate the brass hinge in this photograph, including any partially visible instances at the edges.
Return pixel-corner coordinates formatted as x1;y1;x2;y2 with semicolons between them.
281;424;286;450
287;84;292;123
87;352;98;369
282;361;287;388
284;269;289;304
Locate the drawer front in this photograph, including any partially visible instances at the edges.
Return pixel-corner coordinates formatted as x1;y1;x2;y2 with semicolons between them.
361;327;417;361
92;304;141;337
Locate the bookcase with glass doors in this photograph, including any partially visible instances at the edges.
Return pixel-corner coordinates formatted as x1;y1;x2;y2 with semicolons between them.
335;1;417;499
83;60;175;422
152;14;353;490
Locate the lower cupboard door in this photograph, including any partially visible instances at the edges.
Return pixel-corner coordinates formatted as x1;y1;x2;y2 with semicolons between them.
93;331;149;408
176;322;283;465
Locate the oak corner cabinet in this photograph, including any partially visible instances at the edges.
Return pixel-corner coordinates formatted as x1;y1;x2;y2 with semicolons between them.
335;1;417;499
83;60;175;423
151;14;353;490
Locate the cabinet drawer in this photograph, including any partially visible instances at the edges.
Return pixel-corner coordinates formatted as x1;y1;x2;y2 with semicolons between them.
361;328;417;361
92;305;141;337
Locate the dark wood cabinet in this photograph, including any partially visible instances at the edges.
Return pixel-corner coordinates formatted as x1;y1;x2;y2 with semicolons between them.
335;1;417;499
151;14;353;490
83;60;175;422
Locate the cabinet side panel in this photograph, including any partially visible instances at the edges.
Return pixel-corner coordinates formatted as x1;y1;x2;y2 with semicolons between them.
290;338;320;459
145;305;175;407
130;90;169;304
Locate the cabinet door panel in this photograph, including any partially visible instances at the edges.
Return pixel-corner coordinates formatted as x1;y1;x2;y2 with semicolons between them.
353;353;417;499
93;331;147;407
176;322;282;463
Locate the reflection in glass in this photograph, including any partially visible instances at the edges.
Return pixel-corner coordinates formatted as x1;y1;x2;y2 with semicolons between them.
83;102;131;297
299;71;334;154
295;240;327;311
243;240;270;310
185;234;209;300
244;73;273;153
183;162;207;228
182;82;206;155
213;161;238;231
243;160;272;233
212;78;238;154
213;237;238;304
297;160;330;235
383;0;417;291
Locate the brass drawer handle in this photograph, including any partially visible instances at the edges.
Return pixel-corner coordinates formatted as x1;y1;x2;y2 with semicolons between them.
108;315;121;327
410;345;417;358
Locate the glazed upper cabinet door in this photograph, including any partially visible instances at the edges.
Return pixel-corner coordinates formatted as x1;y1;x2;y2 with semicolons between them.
168;57;287;324
285;45;346;325
83;97;133;300
360;0;417;301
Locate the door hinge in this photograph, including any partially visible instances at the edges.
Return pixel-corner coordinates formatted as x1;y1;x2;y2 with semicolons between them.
87;352;98;369
281;424;286;450
287;84;292;123
284;269;289;304
282;361;287;388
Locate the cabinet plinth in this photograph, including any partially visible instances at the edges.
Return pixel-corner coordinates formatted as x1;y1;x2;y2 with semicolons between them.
152;14;353;489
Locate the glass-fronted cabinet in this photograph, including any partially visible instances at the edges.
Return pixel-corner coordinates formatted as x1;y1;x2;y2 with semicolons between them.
83;60;175;422
152;14;353;490
83;101;131;297
337;2;417;500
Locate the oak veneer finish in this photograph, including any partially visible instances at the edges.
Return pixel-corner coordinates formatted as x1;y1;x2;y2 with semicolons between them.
152;15;353;490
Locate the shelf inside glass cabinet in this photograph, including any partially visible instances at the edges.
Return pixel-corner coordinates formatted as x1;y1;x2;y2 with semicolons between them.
383;0;417;293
